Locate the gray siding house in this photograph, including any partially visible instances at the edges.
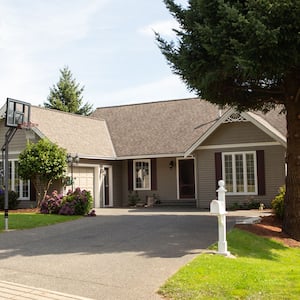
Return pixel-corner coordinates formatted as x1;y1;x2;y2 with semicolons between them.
0;98;286;209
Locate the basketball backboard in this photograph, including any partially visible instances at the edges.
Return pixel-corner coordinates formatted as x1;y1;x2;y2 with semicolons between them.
5;98;31;128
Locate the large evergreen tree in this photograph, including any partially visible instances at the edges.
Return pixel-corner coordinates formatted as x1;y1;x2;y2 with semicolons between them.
44;66;93;115
157;0;300;240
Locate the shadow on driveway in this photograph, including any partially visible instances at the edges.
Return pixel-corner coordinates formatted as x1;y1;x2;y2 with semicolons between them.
0;212;230;259
0;209;242;300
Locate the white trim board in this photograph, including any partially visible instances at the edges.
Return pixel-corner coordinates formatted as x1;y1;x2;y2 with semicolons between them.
196;141;282;150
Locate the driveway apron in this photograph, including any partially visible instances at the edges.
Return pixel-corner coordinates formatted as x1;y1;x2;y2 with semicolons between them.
0;208;238;300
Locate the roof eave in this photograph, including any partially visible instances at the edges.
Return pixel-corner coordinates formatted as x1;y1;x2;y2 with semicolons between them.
116;153;186;160
243;112;287;148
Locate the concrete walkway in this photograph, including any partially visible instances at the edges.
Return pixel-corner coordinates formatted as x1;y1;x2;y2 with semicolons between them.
0;280;93;300
0;208;271;300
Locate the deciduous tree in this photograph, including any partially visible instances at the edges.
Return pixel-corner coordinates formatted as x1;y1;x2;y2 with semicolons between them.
18;139;67;207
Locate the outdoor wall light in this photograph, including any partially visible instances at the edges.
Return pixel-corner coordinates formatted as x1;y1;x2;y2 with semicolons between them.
169;160;174;169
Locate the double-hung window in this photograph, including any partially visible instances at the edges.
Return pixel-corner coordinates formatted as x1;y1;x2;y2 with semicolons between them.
133;159;151;190
222;152;257;194
0;160;30;200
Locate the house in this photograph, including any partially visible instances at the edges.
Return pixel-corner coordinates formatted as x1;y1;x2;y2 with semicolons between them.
0;98;286;209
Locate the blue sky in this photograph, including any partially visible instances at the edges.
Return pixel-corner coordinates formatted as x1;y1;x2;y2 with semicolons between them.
0;0;195;109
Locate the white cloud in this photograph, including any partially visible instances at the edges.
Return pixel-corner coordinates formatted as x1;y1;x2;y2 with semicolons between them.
138;19;180;37
0;0;108;52
0;0;109;105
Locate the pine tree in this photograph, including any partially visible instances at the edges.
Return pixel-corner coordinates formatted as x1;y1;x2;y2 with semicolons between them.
44;66;93;115
157;0;300;241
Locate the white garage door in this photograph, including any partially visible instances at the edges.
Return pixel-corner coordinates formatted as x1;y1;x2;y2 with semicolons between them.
72;167;94;197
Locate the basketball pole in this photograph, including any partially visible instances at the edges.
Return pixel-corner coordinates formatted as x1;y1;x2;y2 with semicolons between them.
2;127;17;231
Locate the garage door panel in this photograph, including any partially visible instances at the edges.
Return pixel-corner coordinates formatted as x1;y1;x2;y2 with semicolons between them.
71;167;94;196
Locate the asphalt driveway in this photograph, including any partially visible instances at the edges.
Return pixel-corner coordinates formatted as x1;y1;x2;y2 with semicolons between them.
0;208;242;299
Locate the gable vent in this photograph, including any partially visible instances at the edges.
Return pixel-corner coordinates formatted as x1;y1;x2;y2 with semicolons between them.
223;113;247;123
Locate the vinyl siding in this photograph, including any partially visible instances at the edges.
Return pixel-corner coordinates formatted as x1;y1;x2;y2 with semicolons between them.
122;157;178;206
111;160;123;207
156;158;177;200
0;120;38;158
196;145;285;208
202;122;274;146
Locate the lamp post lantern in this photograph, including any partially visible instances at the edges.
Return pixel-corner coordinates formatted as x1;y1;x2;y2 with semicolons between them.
67;153;79;191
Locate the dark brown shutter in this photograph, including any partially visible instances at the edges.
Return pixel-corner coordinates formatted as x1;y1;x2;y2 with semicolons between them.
128;160;133;191
256;150;266;195
151;158;157;190
215;152;222;189
30;182;36;202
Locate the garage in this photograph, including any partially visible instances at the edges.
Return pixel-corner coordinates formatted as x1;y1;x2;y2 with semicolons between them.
71;167;94;198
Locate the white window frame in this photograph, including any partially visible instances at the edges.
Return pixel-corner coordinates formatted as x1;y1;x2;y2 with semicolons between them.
133;159;151;191
222;151;257;195
0;160;30;200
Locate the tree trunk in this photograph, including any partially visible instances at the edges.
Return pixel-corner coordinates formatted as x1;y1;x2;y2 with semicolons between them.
32;177;52;208
283;87;300;241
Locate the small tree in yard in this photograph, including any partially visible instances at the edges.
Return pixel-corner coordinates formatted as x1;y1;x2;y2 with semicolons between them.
18;139;67;207
157;1;300;240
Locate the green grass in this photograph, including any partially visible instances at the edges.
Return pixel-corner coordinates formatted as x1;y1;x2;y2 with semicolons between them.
159;229;300;300
0;213;81;231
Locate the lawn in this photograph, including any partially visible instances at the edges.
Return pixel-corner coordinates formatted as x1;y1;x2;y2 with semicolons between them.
0;213;81;231
159;229;300;300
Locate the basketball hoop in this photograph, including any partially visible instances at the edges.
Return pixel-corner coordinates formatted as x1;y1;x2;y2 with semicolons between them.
5;98;31;128
17;121;38;140
2;98;34;231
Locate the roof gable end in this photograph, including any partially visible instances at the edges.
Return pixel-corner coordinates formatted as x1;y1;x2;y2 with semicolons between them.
185;108;286;156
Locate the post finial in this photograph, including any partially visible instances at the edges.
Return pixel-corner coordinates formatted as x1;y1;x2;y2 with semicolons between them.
218;180;225;188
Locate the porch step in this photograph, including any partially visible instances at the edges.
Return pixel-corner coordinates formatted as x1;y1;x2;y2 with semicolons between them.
155;200;196;207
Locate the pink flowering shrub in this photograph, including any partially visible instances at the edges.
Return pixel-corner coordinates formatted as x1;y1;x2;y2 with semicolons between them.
40;188;93;216
40;190;62;214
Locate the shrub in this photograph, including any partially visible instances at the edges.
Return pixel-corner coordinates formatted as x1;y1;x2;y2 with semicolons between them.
40;190;63;214
128;191;140;206
61;188;93;215
40;188;93;216
245;199;261;209
0;190;20;210
271;186;285;219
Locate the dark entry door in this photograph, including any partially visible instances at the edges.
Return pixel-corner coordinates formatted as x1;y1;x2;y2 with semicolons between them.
104;167;110;206
178;159;195;199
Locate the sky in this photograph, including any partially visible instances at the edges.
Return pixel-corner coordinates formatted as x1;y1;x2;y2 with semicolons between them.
0;0;196;109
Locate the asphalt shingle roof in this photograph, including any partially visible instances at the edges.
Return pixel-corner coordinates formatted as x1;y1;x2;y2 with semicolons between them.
31;106;115;159
92;98;221;157
18;99;286;160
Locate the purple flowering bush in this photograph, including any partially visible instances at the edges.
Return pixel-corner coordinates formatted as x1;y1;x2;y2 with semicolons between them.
40;190;63;214
62;188;93;215
40;188;93;216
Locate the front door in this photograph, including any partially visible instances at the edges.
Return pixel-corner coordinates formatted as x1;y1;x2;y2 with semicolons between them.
178;159;195;199
103;166;113;207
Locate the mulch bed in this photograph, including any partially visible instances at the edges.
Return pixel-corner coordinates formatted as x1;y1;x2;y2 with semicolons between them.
6;208;40;213
235;215;300;248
